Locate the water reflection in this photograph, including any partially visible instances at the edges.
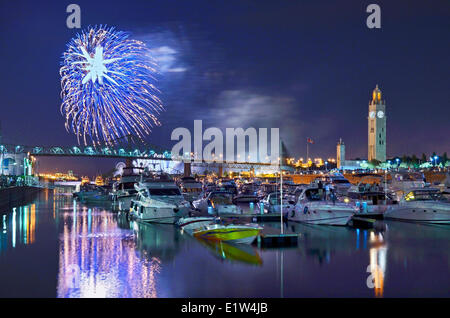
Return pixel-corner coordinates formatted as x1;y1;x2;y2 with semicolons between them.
0;204;37;253
57;202;161;298
286;222;388;297
368;231;387;297
1;190;448;297
197;239;263;266
131;220;184;262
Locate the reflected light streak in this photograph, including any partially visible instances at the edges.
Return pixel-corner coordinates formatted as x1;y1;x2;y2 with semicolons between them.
57;205;160;298
369;232;387;297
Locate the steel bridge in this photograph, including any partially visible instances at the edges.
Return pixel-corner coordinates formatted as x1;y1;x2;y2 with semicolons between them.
0;143;286;170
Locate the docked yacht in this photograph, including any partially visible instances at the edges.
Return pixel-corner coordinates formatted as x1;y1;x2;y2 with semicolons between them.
130;175;191;223
216;179;238;195
388;172;426;201
311;174;352;195
179;176;203;202
233;183;259;203
193;191;243;215
111;167;143;211
73;184;110;203
384;188;450;224
346;174;396;218
288;187;356;225
258;192;295;215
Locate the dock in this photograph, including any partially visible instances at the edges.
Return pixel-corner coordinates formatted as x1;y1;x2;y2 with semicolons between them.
349;216;376;229
255;225;299;248
256;233;299;248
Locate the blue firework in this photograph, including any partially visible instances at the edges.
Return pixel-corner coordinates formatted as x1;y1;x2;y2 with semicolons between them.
60;25;163;146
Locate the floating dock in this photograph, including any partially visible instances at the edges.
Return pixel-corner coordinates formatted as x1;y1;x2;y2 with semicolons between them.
255;225;299;248
349;216;376;229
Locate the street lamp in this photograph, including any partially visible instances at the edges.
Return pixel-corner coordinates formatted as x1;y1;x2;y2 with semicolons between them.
325;161;328;171
433;155;439;167
395;158;400;170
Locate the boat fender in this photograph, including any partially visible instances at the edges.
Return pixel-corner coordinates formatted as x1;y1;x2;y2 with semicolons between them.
303;206;308;214
291;209;295;217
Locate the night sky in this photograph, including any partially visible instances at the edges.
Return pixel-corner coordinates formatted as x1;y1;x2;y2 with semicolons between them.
0;0;449;176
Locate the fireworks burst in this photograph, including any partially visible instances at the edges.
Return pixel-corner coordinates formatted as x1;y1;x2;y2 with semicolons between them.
60;25;163;146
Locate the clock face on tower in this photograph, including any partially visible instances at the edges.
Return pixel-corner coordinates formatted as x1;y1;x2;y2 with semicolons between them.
377;110;384;118
369;111;375;118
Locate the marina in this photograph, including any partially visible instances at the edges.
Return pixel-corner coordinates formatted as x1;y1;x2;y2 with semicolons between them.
0;0;448;305
0;187;449;297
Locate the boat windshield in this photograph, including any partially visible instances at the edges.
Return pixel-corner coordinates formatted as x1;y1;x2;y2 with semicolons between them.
269;193;281;205
404;191;444;202
149;188;181;196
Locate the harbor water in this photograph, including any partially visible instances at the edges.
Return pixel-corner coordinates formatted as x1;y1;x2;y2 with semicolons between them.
0;189;449;298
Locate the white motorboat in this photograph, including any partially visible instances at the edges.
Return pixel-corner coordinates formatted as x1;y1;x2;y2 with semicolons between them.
111;167;142;211
176;216;216;234
288;187;356;226
311;173;352;195
346;174;395;218
73;184;110;203
193;191;243;215
258;192;295;215
130;175;191;223
388;172;426;201
384;188;450;224
233;183;259;203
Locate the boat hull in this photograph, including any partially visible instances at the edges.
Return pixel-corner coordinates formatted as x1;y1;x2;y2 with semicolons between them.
177;217;216;234
385;203;450;224
117;195;134;211
289;203;355;226
132;206;190;224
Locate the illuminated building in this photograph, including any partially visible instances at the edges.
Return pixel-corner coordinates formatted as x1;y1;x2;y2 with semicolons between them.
368;85;387;162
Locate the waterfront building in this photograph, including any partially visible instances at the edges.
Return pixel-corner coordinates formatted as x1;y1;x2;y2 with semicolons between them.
336;139;361;170
368;85;387;162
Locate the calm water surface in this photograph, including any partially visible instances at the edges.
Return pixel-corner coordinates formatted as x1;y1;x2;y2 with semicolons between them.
0;189;449;297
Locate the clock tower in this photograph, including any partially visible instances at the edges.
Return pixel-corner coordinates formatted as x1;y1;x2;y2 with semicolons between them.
368;85;386;162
